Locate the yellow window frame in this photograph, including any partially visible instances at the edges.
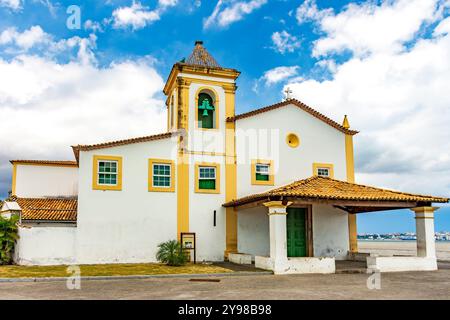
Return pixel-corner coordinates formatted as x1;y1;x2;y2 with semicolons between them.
92;155;123;191
312;163;334;178
148;158;175;192
195;162;221;194
251;159;274;186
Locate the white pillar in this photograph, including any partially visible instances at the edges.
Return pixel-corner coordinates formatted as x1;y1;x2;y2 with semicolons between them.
263;201;292;273
411;207;439;258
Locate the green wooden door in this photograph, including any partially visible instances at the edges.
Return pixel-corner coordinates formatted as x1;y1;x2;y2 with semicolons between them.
286;208;307;257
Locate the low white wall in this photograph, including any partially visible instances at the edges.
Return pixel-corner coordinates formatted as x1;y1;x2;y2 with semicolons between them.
255;256;335;274
229;253;252;265
313;204;349;260
14;224;76;266
367;256;438;273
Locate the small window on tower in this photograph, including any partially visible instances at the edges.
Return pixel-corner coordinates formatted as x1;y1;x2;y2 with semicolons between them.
197;92;215;129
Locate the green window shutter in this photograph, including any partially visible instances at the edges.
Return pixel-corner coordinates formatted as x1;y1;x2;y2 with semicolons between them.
199;179;216;190
255;173;269;181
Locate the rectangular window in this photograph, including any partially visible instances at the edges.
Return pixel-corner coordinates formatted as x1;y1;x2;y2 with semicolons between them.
313;163;334;178
255;163;270;181
195;162;220;194
251;160;274;185
153;164;171;187
93;155;123;191
98;160;118;185
199;166;216;190
148;159;175;192
317;168;330;177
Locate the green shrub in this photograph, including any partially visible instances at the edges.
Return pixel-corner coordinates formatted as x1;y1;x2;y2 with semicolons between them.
0;215;19;265
156;240;188;266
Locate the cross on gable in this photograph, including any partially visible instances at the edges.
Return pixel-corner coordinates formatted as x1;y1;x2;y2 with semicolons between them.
284;87;293;100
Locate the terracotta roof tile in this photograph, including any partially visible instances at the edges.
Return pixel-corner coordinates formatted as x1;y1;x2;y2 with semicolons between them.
8;196;77;222
223;176;449;207
10;160;78;166
186;41;221;68
72;131;177;161
227;99;359;135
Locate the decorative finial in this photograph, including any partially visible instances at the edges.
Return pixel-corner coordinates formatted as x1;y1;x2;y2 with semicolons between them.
195;40;203;46
284;87;293;100
343;115;350;129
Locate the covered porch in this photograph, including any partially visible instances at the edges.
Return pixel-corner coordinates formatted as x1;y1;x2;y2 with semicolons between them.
223;176;448;275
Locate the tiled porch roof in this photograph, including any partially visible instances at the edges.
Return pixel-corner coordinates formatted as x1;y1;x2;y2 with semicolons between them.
223;176;449;208
7;196;77;222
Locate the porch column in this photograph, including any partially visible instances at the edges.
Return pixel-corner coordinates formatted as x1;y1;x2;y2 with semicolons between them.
263;201;292;273
411;207;439;258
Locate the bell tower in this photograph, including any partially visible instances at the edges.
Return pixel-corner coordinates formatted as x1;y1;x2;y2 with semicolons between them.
163;41;241;258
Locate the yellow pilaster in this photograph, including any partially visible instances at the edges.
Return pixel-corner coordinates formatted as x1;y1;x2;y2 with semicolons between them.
224;84;238;258
176;79;190;239
11;163;17;195
344;115;358;253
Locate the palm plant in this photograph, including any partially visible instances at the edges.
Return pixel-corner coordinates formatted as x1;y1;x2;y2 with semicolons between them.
156;240;188;266
0;214;20;265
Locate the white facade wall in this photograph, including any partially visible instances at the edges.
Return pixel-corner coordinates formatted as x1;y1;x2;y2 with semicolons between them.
188;153;227;261
235;104;347;197
312;204;349;260
76;138;178;264
237;207;270;257
237;204;349;259
185;78;228;261
14;224;76;266
14;164;78;197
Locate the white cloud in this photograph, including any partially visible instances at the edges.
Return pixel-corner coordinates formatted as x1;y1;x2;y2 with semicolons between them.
0;26;97;65
297;0;442;57
84;20;104;33
112;1;161;30
434;16;450;35
262;66;299;85
271;30;301;54
0;29;167;196
286;17;450;197
0;0;22;10
159;0;178;7
111;0;182;30
0;26;51;50
204;0;267;29
296;0;333;24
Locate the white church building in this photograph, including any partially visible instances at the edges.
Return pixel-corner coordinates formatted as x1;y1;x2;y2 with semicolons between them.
2;42;448;274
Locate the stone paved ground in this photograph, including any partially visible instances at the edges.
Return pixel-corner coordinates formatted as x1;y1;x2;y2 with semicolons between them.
1;265;449;300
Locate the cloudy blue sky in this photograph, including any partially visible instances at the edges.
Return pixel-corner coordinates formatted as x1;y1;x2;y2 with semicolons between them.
0;0;449;233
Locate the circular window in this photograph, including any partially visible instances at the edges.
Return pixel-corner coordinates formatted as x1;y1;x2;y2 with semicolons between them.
286;133;300;148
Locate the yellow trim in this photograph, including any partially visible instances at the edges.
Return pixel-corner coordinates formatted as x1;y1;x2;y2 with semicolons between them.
344;116;358;253
177;149;190;239
195;86;220;131
176;80;190;239
148;159;175;192
251;159;275;186
92;155;123;191
194;162;221;194
11;164;17;195
163;65;240;95
224;85;238;258
312;163;335;179
286;133;300;148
